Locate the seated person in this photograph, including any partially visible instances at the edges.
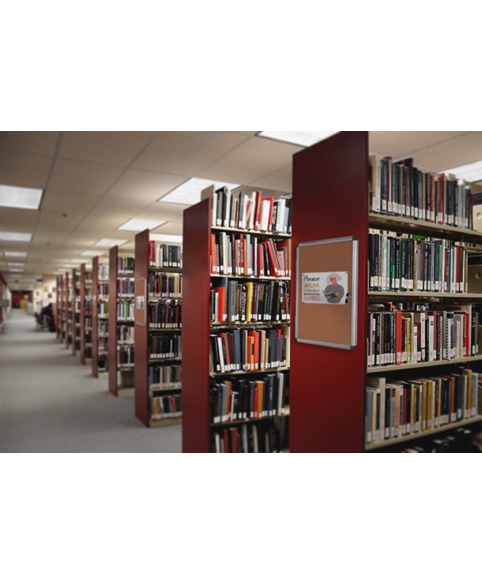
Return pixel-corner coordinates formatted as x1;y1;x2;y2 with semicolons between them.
40;303;56;332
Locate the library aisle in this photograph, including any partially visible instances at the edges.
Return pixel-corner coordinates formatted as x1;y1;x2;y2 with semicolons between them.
0;310;182;453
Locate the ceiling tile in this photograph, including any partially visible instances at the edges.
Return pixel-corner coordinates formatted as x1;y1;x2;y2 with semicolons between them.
47;158;125;195
132;131;251;176
89;197;151;217
196;137;302;185
41;191;100;214
59;132;157;166
0;208;39;226
0;150;52;189
250;165;293;192
0;132;60;156
152;222;183;236
37;211;85;231
368;131;470;158
105;169;187;200
136;201;188;222
409;132;482;173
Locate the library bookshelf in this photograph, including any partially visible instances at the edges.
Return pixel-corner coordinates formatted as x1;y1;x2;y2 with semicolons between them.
92;256;109;379
56;276;62;340
182;195;291;453
71;268;81;357
80;263;93;366
290;131;482;453
134;230;183;428
108;246;135;398
62;273;69;346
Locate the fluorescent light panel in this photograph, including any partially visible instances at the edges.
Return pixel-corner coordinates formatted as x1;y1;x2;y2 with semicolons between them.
94;239;129;248
160;178;241;206
7;262;25;267
151;234;183;243
3;251;28;257
71;259;83;264
442;160;482;183
0;232;32;241
9;268;24;272
117;218;167;232
258;131;339;147
0;184;43;210
80;250;100;257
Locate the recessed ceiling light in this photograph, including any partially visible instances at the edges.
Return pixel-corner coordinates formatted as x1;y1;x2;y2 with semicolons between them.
442;160;482;183
7;262;25;267
159;178;241;206
0;184;43;210
71;259;83;264
151;234;183;243
94;239;129;248
80;250;100;257
3;251;28;257
0;232;32;242
257;131;339;147
9;268;24;272
117;218;167;232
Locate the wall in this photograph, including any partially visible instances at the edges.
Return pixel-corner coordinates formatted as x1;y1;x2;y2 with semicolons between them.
33;276;57;312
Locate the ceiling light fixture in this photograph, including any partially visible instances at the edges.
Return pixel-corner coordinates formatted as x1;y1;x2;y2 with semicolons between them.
0;184;43;210
7;262;25;267
3;251;28;257
442;160;482;183
0;232;32;242
80;250;102;257
117;219;167;232
94;239;129;248
151;234;183;243
159;178;241;206
257;131;339;147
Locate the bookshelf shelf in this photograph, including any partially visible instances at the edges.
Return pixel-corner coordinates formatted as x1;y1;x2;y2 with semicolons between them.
183;194;291;453
210;406;291;428
369;212;482;242
365;415;482;451
291;132;482;453
92;256;109;379
149;418;182;428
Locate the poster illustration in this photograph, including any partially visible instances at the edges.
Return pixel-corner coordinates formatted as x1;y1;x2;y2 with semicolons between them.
302;272;348;305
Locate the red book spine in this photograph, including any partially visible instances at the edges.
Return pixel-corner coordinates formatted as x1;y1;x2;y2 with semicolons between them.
254;191;262;231
219;333;231;371
266;240;280;277
233;428;239;453
216;287;226;322
223;429;229;453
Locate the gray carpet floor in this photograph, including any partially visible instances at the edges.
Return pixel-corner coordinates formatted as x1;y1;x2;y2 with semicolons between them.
0;309;182;452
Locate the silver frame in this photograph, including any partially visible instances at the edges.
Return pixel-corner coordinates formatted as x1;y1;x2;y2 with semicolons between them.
296;236;358;350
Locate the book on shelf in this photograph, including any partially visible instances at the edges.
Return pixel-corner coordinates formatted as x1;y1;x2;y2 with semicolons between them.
209;326;290;374
149;300;182;329
212;187;292;234
99;264;109;280
368;230;469;293
149;364;182;390
211;420;282;453
149;334;182;360
210;371;288;424
210;278;290;324
369;155;474;229
366;368;480;447
211;231;291;278
118;257;135;274
118;346;135;367
149;242;182;268
117;301;134;322
151;394;182;421
118;325;134;343
367;301;480;369
117;278;134;296
148;272;182;299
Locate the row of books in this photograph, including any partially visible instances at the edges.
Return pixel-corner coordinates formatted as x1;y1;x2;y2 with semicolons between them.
209;327;290;374
369;231;469;293
118;257;134;274
149;301;182;329
149;242;182;269
210;371;288;424
98;283;109;297
149;365;182;390
212;187;292;235
84;300;92;315
210;279;290;324
98;300;109;316
212;420;283;453
98;321;108;336
366;370;480;446
98;339;108;355
118;346;134;366
211;232;291;278
117;301;134;322
148;272;182;299
149;334;182;360
98;264;109;280
401;428;481;453
367;304;480;368
369;156;473;229
118;325;134;343
117;278;134;296
151;394;182;421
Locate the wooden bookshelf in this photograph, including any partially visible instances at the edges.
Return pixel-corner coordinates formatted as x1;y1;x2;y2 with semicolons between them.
72;268;81;357
134;229;183;427
290;131;482;453
80;263;93;366
109;246;135;398
92;256;109;378
182;196;291;453
56;276;62;340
